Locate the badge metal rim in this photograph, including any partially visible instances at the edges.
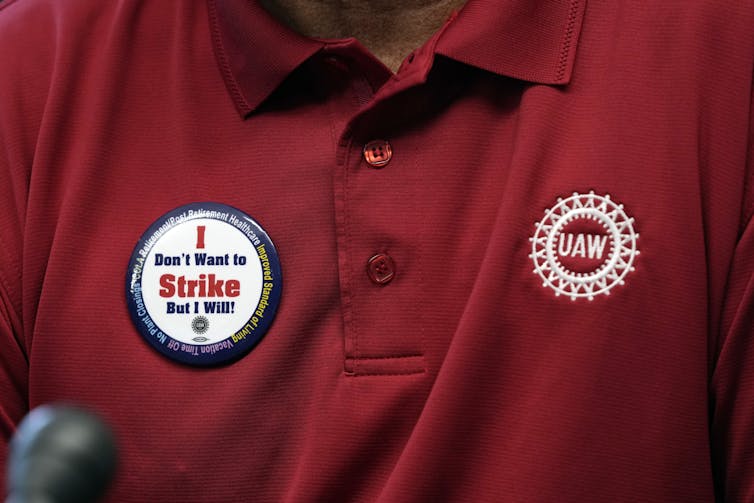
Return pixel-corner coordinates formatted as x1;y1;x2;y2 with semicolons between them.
125;202;282;367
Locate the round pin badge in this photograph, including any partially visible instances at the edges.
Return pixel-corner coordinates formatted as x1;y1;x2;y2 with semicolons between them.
126;203;282;366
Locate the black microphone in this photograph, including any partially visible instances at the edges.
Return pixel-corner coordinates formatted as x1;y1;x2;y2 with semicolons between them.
6;405;117;503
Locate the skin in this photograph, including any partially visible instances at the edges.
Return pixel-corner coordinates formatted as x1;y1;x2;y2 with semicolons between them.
258;0;468;72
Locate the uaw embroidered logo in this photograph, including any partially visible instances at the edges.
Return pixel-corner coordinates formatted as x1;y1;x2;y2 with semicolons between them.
529;191;639;301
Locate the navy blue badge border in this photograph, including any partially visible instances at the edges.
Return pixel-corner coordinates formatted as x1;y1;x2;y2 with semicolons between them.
125;202;282;367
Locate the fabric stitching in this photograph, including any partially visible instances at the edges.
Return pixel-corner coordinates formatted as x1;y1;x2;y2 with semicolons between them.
348;355;423;361
418;140;427;375
345;138;358;374
336;123;358;375
346;370;426;377
556;0;580;82
323;70;352;375
206;0;252;115
344;356;425;377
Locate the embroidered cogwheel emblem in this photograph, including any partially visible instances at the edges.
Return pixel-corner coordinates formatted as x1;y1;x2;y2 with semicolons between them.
529;191;639;301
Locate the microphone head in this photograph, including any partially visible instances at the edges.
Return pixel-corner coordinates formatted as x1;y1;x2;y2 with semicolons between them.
7;405;117;503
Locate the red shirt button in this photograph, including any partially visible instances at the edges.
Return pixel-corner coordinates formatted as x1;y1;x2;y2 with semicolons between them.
367;254;396;285
363;140;392;167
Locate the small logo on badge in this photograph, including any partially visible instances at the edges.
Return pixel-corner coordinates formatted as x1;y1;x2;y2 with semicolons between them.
529;191;639;301
192;316;209;335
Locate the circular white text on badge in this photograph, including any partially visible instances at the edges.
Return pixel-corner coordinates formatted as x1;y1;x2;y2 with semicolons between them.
126;203;281;366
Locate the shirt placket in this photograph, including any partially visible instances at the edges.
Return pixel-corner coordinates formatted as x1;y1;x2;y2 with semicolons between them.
323;45;429;377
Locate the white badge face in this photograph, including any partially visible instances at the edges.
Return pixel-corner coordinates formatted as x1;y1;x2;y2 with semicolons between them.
529;191;639;301
141;217;262;343
126;203;281;366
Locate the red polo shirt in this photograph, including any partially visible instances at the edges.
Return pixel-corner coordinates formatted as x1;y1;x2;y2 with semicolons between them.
1;0;753;501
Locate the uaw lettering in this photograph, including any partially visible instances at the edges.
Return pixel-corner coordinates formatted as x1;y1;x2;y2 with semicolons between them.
556;233;609;259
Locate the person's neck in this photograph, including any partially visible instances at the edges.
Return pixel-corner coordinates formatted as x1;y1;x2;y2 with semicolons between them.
259;0;467;72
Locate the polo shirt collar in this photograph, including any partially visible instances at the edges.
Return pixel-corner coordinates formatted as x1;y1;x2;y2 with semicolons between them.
208;0;587;117
436;0;587;85
207;0;325;117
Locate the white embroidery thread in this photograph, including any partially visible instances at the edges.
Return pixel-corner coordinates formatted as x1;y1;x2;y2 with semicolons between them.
529;191;639;301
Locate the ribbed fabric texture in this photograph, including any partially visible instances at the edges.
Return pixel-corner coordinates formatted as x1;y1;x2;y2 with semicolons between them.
0;0;753;501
